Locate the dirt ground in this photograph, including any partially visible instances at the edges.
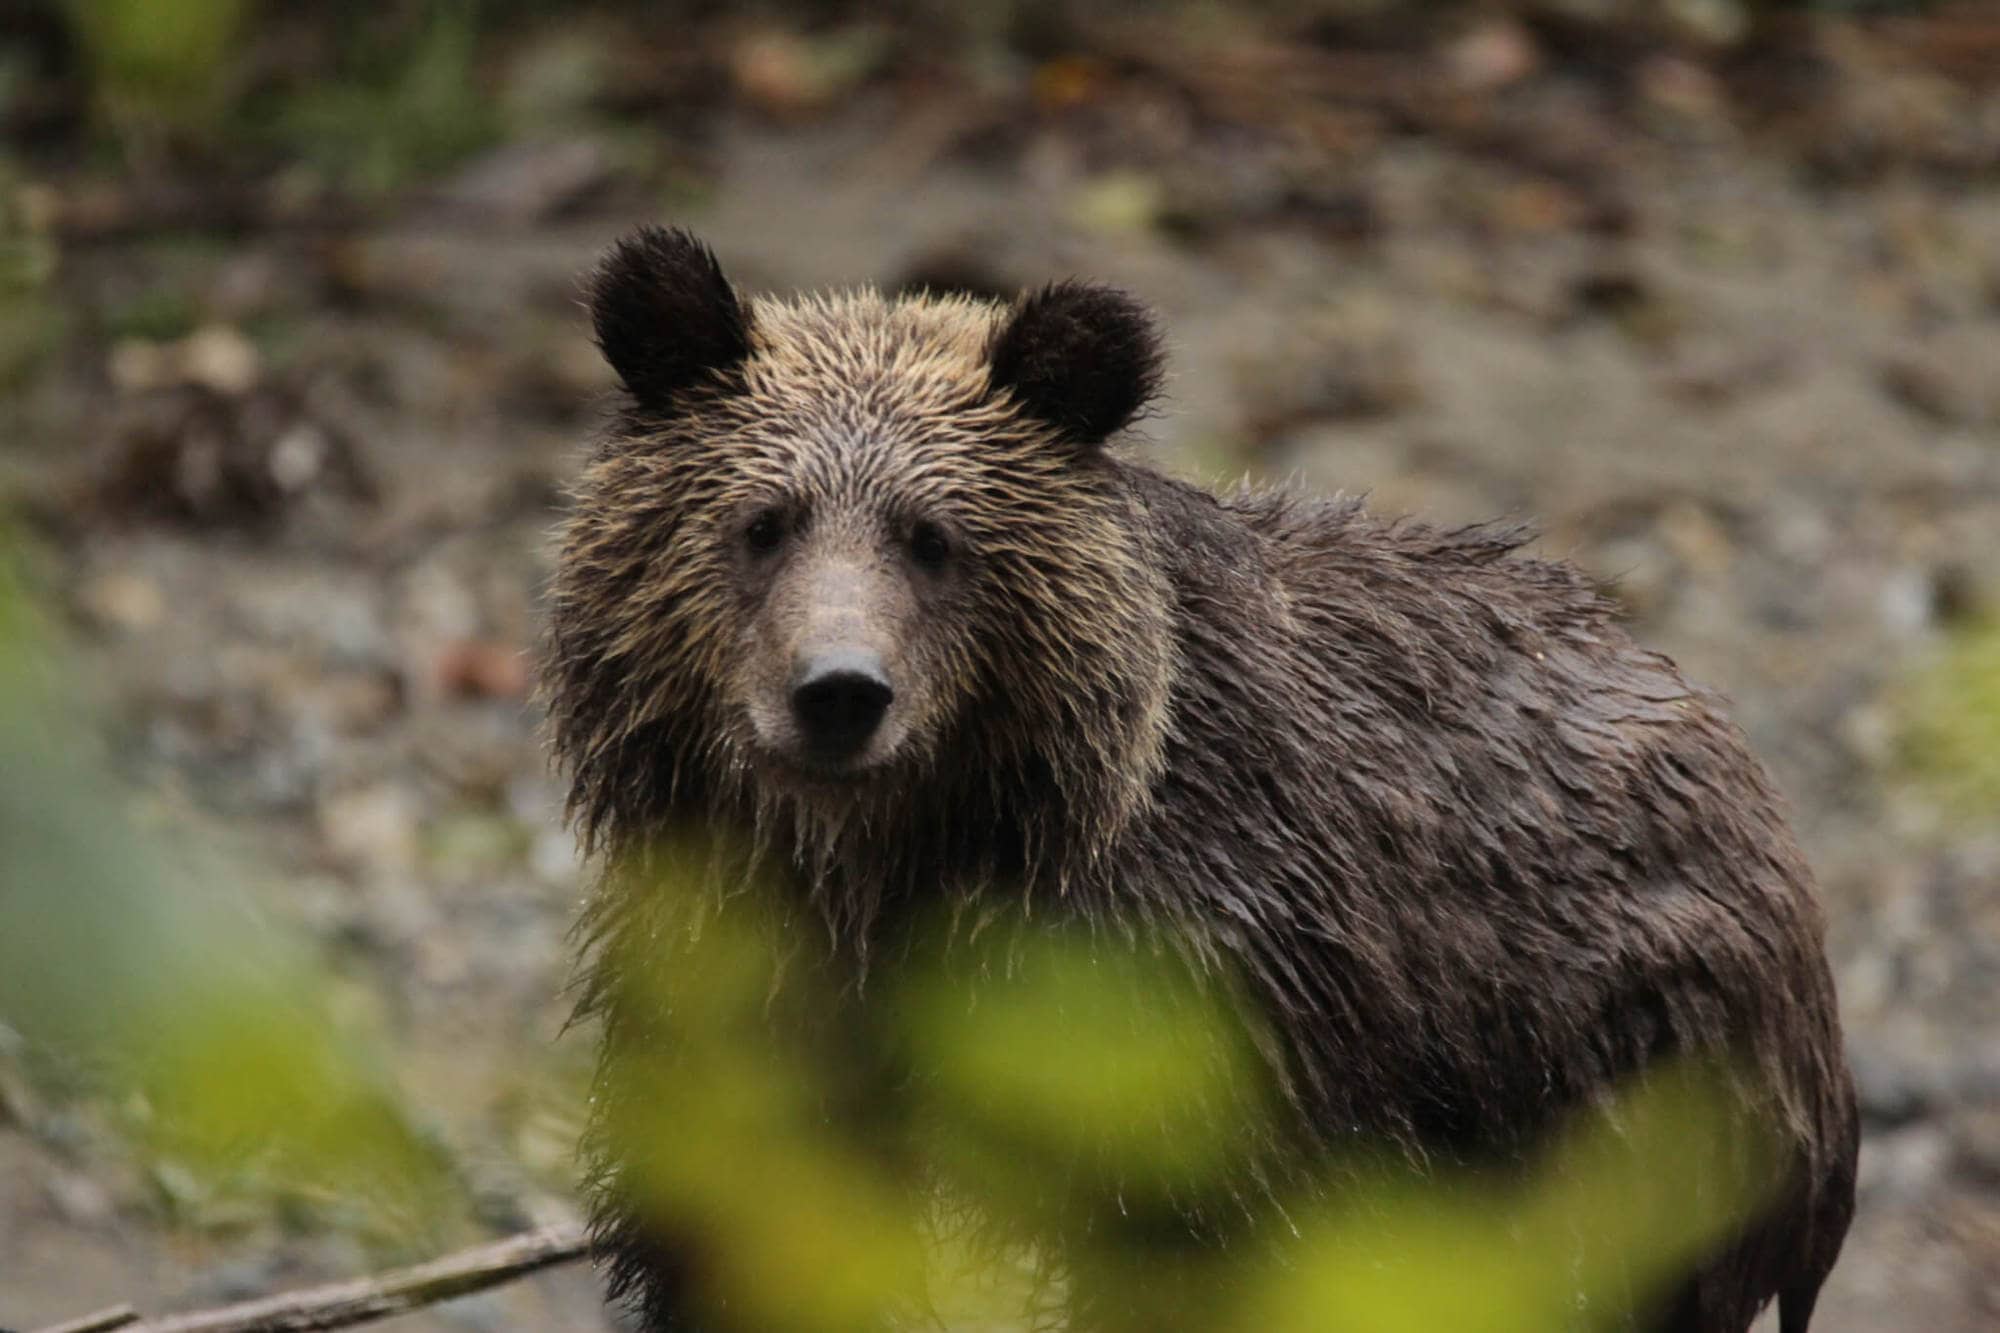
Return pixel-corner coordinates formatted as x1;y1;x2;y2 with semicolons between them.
1;8;1997;1330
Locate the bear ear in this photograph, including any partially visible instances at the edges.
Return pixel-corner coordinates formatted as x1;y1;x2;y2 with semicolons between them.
588;226;752;409
988;281;1163;446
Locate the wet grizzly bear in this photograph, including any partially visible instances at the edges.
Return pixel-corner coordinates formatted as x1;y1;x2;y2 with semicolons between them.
545;226;1858;1333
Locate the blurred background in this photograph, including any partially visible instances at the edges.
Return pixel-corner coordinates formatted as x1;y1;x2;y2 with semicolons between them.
0;1;1997;1329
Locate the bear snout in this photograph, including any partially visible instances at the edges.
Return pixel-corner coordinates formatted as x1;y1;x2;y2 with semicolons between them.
790;650;895;762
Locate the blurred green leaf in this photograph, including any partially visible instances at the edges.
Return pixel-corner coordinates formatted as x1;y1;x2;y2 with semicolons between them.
595;888;928;1332
1899;616;2000;816
585;844;1782;1333
270;4;498;196
104;283;199;342
0;556;455;1242
1241;1058;1782;1333
66;0;249;138
899;924;1268;1200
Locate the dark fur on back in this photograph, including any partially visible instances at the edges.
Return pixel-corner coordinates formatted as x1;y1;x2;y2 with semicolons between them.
545;230;1857;1332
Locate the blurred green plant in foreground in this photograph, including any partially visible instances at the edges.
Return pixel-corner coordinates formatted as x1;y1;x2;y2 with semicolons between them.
0;551;454;1243
57;0;495;189
64;0;250;142
264;3;497;197
1;553;1780;1323
591;849;1785;1333
1238;1058;1778;1333
1898;615;2000;819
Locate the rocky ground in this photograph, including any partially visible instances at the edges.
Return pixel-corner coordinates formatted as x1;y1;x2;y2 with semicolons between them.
1;7;1997;1330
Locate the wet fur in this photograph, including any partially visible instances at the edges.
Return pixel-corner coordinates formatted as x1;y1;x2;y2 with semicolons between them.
545;229;1857;1332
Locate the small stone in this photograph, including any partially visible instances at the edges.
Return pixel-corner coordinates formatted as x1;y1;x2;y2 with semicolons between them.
1952;1107;2000;1188
15;181;61;233
107;338;172;392
1839;701;1898;769
1660;345;1793;406
1664;0;1749;46
530;828;579;888
267;423;330;493
319;784;422;878
434;639;531;701
728;27;880;121
1655;501;1734;579
209;252;283;322
1881;347;1999;428
317;671;403;735
45;1168;116;1226
1572;264;1649;316
1879;565;1939;635
1070;172;1165;236
1445;20;1539;94
78;570;166;632
180;324;261;396
1494;181;1587;235
1767;502;1832;566
1850;1043;1942;1127
1856;1121;1951;1201
1033;55;1112;112
1637;56;1728;123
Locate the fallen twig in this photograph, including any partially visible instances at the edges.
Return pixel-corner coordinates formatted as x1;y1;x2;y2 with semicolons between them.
33;1308;140;1333
26;1223;594;1333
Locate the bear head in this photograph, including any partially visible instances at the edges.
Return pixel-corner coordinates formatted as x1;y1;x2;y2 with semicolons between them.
546;227;1177;896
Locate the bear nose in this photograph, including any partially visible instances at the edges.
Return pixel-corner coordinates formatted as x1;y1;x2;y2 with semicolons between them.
791;652;894;760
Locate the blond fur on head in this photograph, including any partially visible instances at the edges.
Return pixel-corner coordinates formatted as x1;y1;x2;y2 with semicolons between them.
545;263;1174;944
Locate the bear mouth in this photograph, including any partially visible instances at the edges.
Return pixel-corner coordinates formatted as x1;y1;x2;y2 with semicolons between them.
778;754;873;784
754;744;887;791
743;705;909;791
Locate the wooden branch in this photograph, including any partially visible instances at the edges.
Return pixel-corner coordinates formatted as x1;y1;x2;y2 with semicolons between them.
27;1224;594;1333
33;1308;140;1333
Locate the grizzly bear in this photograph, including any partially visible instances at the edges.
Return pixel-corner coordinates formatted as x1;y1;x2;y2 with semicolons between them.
544;226;1857;1333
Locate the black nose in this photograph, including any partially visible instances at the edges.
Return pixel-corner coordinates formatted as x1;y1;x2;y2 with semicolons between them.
791;653;894;759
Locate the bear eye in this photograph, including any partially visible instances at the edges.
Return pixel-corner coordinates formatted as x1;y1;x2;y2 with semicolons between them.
909;520;951;572
744;509;786;556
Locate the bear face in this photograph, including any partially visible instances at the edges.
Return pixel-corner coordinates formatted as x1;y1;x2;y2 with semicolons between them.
548;229;1177;874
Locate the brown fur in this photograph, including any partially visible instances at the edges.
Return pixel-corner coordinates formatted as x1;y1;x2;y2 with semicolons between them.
545;228;1857;1332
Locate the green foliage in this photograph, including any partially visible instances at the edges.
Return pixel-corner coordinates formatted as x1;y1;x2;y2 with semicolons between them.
267;4;499;196
0;163;64;392
898;925;1268;1203
0;292;64;395
1898;616;2000;817
589;856;1785;1331
61;1;499;187
65;0;249;140
0;561;455;1243
1245;1060;1781;1332
103;283;200;342
596;896;929;1331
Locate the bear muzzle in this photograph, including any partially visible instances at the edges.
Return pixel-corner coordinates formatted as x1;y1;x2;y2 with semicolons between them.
790;650;895;764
